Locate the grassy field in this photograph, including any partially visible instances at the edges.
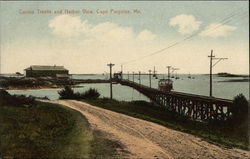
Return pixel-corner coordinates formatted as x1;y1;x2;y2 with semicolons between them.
84;98;249;150
0;101;122;159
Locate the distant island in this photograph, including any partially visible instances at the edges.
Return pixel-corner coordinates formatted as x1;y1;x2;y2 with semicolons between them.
217;72;249;78
216;72;249;82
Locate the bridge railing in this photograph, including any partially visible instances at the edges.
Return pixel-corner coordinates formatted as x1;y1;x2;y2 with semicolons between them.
117;79;233;121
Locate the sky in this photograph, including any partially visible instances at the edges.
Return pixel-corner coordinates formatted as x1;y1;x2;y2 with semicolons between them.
0;1;249;74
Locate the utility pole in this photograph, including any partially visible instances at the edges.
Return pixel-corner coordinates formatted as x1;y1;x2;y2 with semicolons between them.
121;65;123;80
208;50;215;97
107;63;115;99
149;70;152;88
166;66;171;80
171;67;180;78
153;66;156;76
138;71;141;85
128;71;130;80
132;72;134;82
208;50;228;97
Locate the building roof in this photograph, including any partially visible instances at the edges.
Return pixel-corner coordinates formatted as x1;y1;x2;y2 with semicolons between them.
24;65;68;71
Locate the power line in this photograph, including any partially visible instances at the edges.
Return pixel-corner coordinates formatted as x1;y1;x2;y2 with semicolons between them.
200;11;248;36
120;8;247;66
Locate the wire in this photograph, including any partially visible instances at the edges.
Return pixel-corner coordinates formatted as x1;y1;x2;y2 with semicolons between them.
120;7;248;66
212;58;228;67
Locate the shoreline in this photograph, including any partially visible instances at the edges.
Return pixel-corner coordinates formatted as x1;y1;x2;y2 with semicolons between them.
218;79;249;82
4;87;62;91
3;85;86;91
0;76;109;91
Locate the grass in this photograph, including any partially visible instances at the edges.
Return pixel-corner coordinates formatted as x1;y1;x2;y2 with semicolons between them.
0;101;122;159
83;98;249;150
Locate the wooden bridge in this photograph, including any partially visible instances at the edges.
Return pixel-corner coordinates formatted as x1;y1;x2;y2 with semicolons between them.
116;79;233;121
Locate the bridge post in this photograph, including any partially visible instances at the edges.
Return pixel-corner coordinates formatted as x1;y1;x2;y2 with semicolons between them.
118;80;233;122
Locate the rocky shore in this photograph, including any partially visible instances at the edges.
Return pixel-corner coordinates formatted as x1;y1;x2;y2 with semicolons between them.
0;76;110;90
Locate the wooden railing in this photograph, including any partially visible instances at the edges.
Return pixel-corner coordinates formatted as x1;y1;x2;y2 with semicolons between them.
117;79;233;121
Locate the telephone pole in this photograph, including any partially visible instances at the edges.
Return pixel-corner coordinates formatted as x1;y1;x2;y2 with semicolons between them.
208;50;215;97
166;66;171;80
153;66;156;76
171;67;180;78
149;70;152;88
138;71;141;85
208;50;227;97
132;72;135;82
107;63;115;99
128;71;130;80
121;65;123;80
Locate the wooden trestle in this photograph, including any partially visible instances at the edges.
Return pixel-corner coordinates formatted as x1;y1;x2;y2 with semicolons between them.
117;79;233;121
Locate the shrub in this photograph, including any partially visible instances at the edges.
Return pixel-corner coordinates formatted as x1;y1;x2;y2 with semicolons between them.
229;94;248;127
130;100;152;106
0;89;35;106
81;88;100;99
58;86;76;99
58;87;100;100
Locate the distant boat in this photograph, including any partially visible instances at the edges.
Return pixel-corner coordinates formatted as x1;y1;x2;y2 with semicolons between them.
188;73;195;79
175;72;179;79
153;74;158;79
188;73;192;79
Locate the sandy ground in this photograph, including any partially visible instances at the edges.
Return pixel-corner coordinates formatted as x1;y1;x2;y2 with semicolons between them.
48;100;249;159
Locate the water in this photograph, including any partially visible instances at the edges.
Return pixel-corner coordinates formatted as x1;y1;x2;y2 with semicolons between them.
7;74;249;101
7;83;149;101
137;74;249;100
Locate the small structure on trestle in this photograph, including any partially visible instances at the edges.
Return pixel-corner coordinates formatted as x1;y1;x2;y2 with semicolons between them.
158;79;173;92
158;66;173;92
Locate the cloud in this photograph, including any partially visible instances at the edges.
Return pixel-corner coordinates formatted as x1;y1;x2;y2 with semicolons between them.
3;15;247;74
199;23;236;38
90;22;135;42
49;15;91;37
49;15;156;43
136;30;156;41
169;14;202;34
44;15;161;73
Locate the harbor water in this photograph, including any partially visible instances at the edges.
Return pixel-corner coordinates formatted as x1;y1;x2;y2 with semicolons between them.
7;74;249;101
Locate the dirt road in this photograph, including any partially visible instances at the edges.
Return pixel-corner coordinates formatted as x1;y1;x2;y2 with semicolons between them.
49;100;249;159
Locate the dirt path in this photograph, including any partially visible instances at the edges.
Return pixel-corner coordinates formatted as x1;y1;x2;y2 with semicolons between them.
48;100;249;159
